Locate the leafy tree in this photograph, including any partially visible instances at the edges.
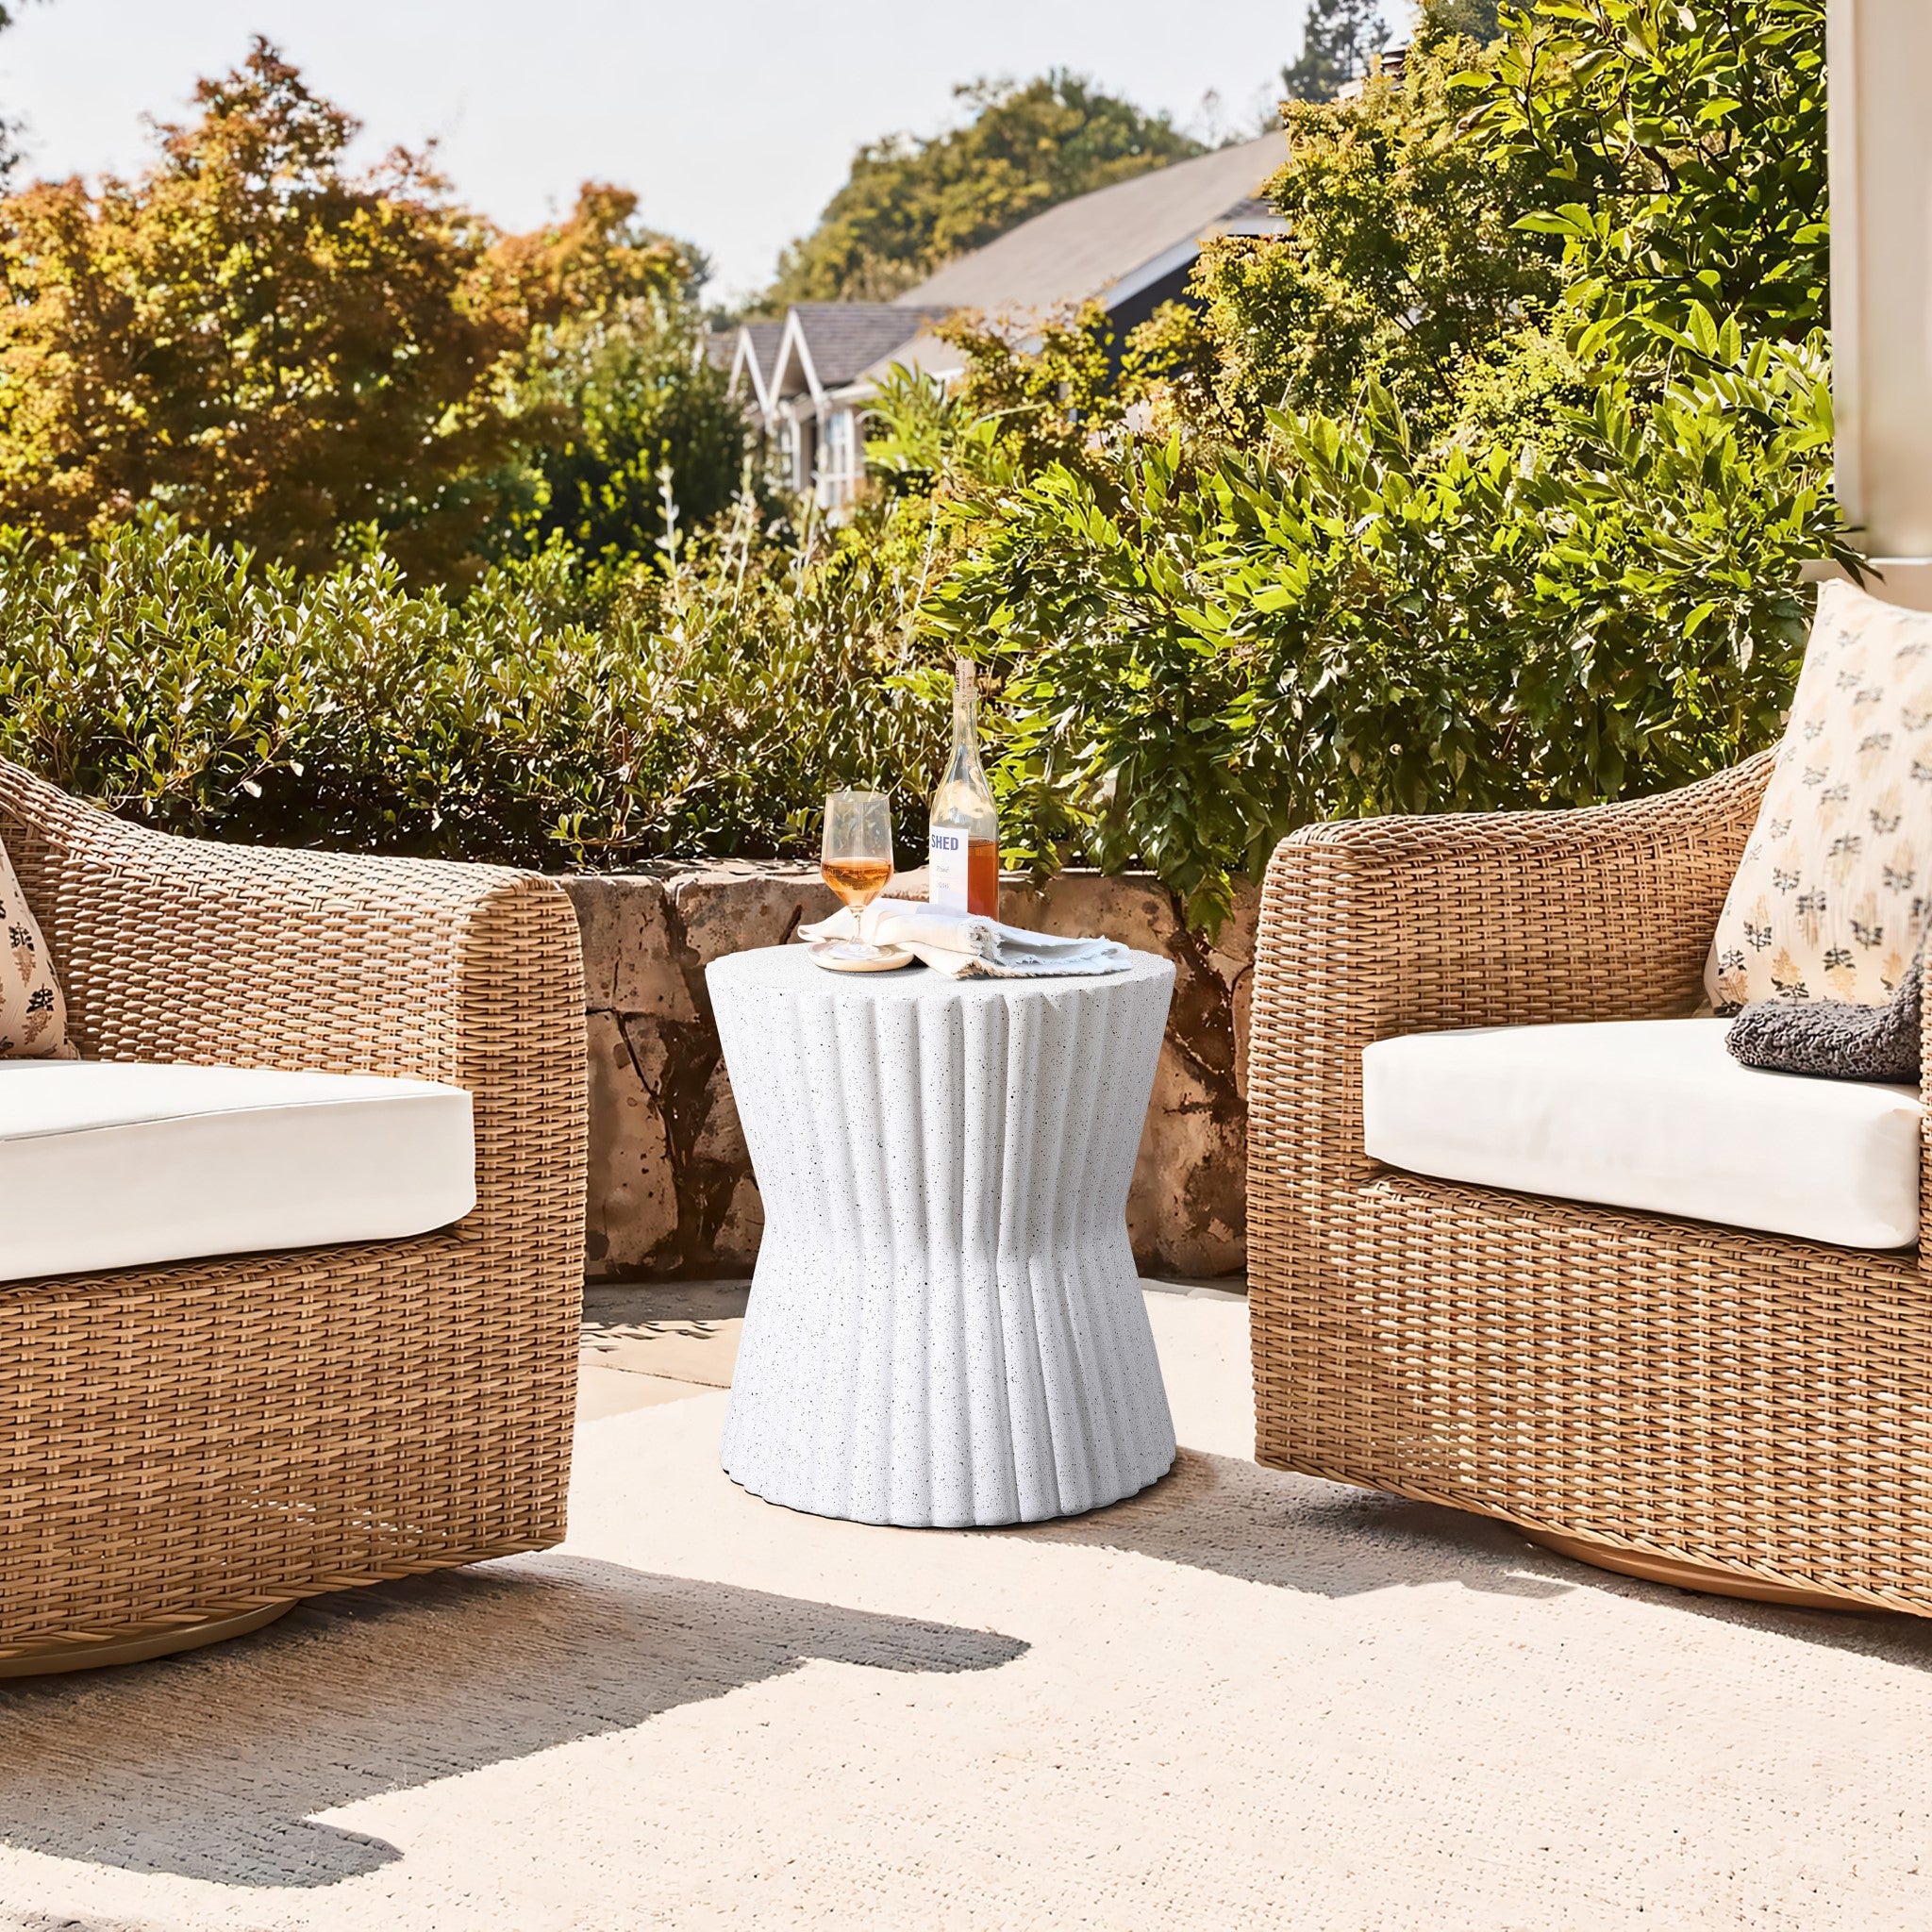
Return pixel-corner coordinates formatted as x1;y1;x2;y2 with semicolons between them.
1423;0;1502;41
1467;0;1827;353
481;179;700;324
0;40;684;579
1185;0;1825;436
766;74;1201;306
500;292;751;568
1280;0;1390;104
1195;29;1564;435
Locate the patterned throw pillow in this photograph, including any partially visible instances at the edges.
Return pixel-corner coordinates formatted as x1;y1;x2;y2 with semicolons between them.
1706;578;1932;1012
0;834;67;1058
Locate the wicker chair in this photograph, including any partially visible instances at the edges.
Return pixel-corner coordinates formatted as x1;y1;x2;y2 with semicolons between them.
0;760;587;1671
1248;750;1932;1615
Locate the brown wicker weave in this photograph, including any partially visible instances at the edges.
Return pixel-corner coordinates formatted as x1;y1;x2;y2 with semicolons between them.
1248;752;1932;1615
0;760;586;1665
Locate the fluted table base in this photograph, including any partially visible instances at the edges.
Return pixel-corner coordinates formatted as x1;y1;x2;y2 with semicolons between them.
709;948;1177;1527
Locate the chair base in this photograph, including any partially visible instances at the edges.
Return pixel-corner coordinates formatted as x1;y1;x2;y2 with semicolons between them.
0;1601;294;1677
1518;1525;1874;1613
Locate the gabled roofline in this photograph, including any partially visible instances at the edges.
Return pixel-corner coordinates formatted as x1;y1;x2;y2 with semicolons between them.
770;310;828;414
729;327;777;416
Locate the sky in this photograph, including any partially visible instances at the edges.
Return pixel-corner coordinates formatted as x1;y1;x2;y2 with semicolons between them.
0;0;1357;306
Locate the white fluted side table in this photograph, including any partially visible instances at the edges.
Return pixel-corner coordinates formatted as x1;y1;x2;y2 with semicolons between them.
708;946;1176;1527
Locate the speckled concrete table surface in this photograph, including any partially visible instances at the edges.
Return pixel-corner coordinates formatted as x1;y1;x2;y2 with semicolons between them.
708;945;1177;1526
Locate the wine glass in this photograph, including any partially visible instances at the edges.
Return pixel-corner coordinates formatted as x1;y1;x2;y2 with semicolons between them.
821;789;896;958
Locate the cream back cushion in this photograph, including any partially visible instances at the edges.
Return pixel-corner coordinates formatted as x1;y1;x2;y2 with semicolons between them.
0;835;67;1058
1707;578;1932;1011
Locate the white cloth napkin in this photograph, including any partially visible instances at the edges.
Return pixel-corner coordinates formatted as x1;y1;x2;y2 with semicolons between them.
797;898;1132;978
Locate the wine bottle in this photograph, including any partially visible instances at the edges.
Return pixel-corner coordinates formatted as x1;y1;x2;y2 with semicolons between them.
928;656;999;918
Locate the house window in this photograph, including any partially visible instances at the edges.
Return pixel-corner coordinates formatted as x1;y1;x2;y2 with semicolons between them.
818;408;860;509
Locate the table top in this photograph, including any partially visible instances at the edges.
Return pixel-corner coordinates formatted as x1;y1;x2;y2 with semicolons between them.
708;943;1173;1004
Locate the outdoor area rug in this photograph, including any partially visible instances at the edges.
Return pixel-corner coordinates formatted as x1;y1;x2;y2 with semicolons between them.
0;1294;1929;1929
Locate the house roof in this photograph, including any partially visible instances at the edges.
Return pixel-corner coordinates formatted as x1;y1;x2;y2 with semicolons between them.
743;138;1292;423
773;304;955;398
724;321;786;408
850;325;971;395
894;134;1289;319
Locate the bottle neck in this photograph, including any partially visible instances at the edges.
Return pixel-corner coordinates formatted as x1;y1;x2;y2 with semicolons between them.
953;659;976;738
949;659;982;775
931;657;997;835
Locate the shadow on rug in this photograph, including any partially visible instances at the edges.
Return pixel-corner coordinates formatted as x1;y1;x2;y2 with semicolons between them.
1001;1450;1571;1603
1004;1449;1932;1665
0;1557;1026;1890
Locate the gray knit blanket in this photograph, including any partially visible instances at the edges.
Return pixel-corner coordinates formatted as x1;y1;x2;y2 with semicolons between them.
1726;948;1924;1083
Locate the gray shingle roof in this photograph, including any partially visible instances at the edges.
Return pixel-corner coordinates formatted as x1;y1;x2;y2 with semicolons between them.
730;320;786;386
894;134;1288;317
786;303;954;391
853;325;971;391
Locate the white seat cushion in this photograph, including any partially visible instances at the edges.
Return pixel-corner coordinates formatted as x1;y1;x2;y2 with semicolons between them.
1363;1019;1924;1250
0;1061;475;1282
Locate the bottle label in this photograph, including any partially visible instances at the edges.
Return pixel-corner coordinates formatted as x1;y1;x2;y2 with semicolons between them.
929;829;969;914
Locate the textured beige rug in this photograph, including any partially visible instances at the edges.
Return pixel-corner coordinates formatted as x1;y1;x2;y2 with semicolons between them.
3;1292;1931;1931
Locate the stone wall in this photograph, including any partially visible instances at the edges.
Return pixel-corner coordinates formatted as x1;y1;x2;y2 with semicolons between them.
562;866;1256;1282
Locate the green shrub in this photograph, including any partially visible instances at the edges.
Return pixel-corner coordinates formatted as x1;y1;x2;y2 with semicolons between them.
926;324;1854;928
1473;0;1827;355
0;0;1851;939
906;0;1848;930
0;508;951;869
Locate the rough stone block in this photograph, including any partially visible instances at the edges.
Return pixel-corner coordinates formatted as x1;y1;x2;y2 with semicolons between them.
581;1009;677;1274
561;865;1256;1283
1004;874;1255;1279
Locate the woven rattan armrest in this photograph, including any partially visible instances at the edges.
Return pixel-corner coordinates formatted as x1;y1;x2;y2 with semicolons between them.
1249;754;1932;1612
0;759;587;1245
0;761;589;1658
1248;754;1779;1203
